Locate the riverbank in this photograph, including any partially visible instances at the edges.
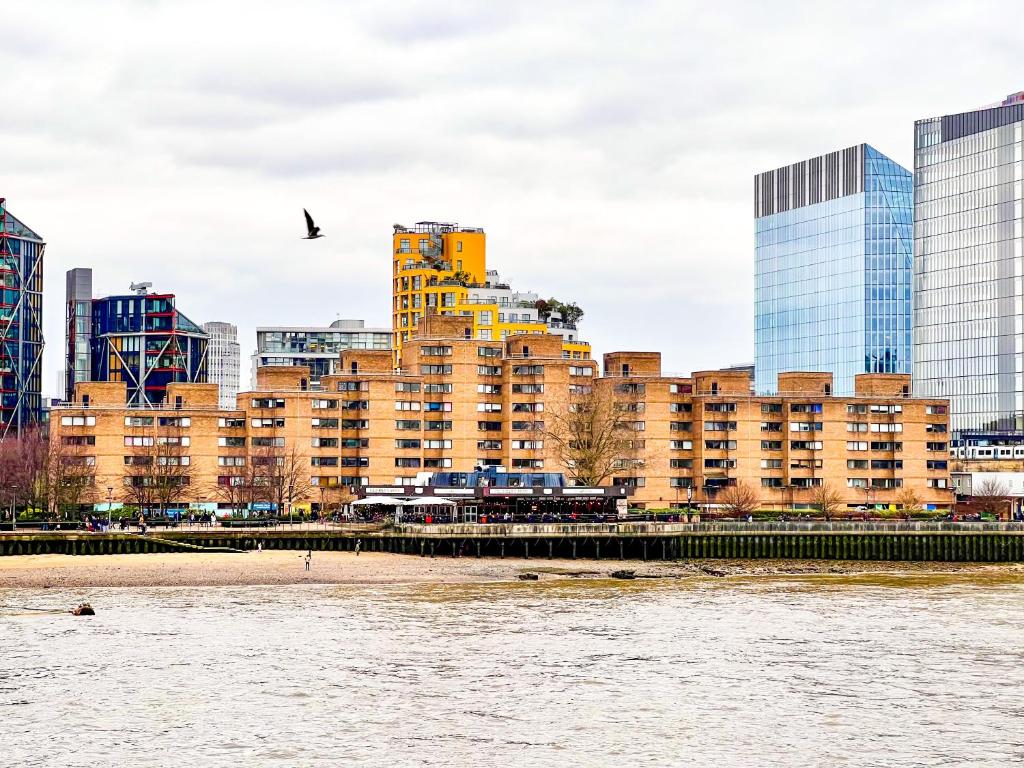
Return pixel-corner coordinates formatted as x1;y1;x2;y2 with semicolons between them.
1;551;1022;588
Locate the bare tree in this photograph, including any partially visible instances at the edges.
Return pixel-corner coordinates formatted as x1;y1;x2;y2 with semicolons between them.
895;487;923;517
716;482;760;518
545;387;630;486
972;477;1009;516
255;445;311;517
212;459;265;516
150;434;196;516
811;482;844;519
45;439;97;520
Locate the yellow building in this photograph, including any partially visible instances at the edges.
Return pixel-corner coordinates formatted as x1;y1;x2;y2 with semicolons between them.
391;222;590;365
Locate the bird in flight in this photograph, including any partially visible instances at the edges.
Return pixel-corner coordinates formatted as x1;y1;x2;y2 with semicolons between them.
303;209;324;239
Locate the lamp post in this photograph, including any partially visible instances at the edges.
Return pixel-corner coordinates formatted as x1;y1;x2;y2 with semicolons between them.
106;486;113;530
288;483;294;527
319;486;325;526
8;484;15;532
686;484;693;523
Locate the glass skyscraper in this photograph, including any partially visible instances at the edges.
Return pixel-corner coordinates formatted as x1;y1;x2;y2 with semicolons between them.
913;92;1024;435
755;144;913;395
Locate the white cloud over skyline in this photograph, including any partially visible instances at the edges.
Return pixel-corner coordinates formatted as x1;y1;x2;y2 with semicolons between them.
2;0;1021;395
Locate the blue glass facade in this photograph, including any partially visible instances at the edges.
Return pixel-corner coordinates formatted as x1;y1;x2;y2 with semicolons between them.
0;199;44;437
754;144;912;395
90;293;208;406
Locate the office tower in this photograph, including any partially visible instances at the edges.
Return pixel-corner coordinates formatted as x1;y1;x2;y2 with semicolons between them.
914;91;1024;437
391;222;591;365
0;197;44;437
88;283;208;406
252;318;391;388
201;322;240;409
66;267;93;404
754;145;913;395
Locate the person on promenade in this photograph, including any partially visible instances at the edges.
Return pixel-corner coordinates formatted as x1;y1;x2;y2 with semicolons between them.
304;550;311;571
355;540;361;556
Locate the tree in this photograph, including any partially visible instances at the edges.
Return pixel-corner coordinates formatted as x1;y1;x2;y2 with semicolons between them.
212;459;263;516
811;482;844;519
256;445;312;517
0;427;48;517
895;487;923;517
716;482;760;518
972;477;1009;516
119;432;195;517
45;438;97;519
544;387;630;487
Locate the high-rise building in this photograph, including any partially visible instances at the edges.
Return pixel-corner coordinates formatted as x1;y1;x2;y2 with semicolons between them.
66;267;93;404
252;319;391;388
391;222;591;365
754;145;913;395
913;91;1024;436
0;198;44;437
89;283;208;407
202;322;240;409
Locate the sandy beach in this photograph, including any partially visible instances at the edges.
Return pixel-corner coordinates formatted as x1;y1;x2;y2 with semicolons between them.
1;550;1022;588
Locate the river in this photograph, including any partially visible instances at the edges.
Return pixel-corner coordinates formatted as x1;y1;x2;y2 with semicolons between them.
2;574;1022;766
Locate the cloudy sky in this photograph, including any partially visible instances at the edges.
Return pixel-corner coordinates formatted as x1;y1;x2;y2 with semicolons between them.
3;0;1021;397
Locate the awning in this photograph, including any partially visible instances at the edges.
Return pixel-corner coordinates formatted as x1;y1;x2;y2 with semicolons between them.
351;496;405;506
403;497;457;506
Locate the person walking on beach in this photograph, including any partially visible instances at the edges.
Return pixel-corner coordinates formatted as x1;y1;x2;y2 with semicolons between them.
304;550;311;571
355;539;361;557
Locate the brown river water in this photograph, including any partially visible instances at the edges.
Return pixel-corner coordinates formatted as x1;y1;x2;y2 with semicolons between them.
2;574;1023;767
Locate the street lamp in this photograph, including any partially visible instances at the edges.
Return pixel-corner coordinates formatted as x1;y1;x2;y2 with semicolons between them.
319;486;325;525
686;485;694;523
288;483;294;527
106;486;113;530
8;484;15;532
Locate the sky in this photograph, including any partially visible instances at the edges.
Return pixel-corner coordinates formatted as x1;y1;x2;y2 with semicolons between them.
2;0;1022;398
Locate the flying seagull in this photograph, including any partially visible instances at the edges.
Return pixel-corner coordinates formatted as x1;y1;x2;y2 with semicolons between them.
303;209;324;239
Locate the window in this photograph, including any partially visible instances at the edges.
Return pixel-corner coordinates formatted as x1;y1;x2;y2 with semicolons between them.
341;438;368;448
338;381;368;392
423;439;452;449
511;440;543;450
870;478;902;489
477;421;502;432
704;421;736;431
420;383;450;394
395;382;421;393
478;365;502;376
341;457;369;468
620;421;645;431
157;436;189;446
926;405;948;415
395;458;421;468
512;365;545;376
847;441;868;451
425;457;454;469
615;383;645;396
705;402;736;412
847;404;868;414
341;419;369;429
478;346;502;358
62;436;96;446
420;365;452;375
926;442;948;452
569;385;593;395
846;422;868;432
761;440;782;450
311;399;338;409
926;423;948;433
124;436;154;447
252;437;285;447
124;456;153;466
478;311;492;326
762;478;784;488
251;418;285;428
612;477;645;488
760;459;782;469
311;457;339;467
670;422;691;432
251;398;285;408
61;416;96;426
395;439;421;449
477;402;502;412
477;440;502;450
670;403;692;413
341;400;369;411
158;417;190;427
847;478;868;488
927;478;949;489
511;459;544;469
424;401;452;412
791;440;823;450
761;403;782;413
394;401;422;411
421;345;453;356
512;402;543;413
569;366;593;377
425;420;452;431
704;458;737;469
125;416;154;427
870;460;903;470
847;459;869;469
670;477;695;488
871;441;902;451
870;404;902;413
395;420;421;430
670;458;693;469
791;477;823;488
760;421;782;432
477;384;502;394
927;460;948;470
311;418;340;429
311;437;339;447
512;383;544;394
511;421;544;431
218;456;246;467
670;383;693;394
218;417;245;428
157;456;188;467
870;423;903;433
218;437;246;447
791;403;823;413
790;422;822;432
705;439;737;450
790;459;823;469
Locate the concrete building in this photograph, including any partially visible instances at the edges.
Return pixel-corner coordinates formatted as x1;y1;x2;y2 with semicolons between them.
202;322;240;409
913;91;1024;437
65;268;93;404
53;313;952;513
755;145;913;395
391;222;590;364
0;197;44;437
251;318;391;389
